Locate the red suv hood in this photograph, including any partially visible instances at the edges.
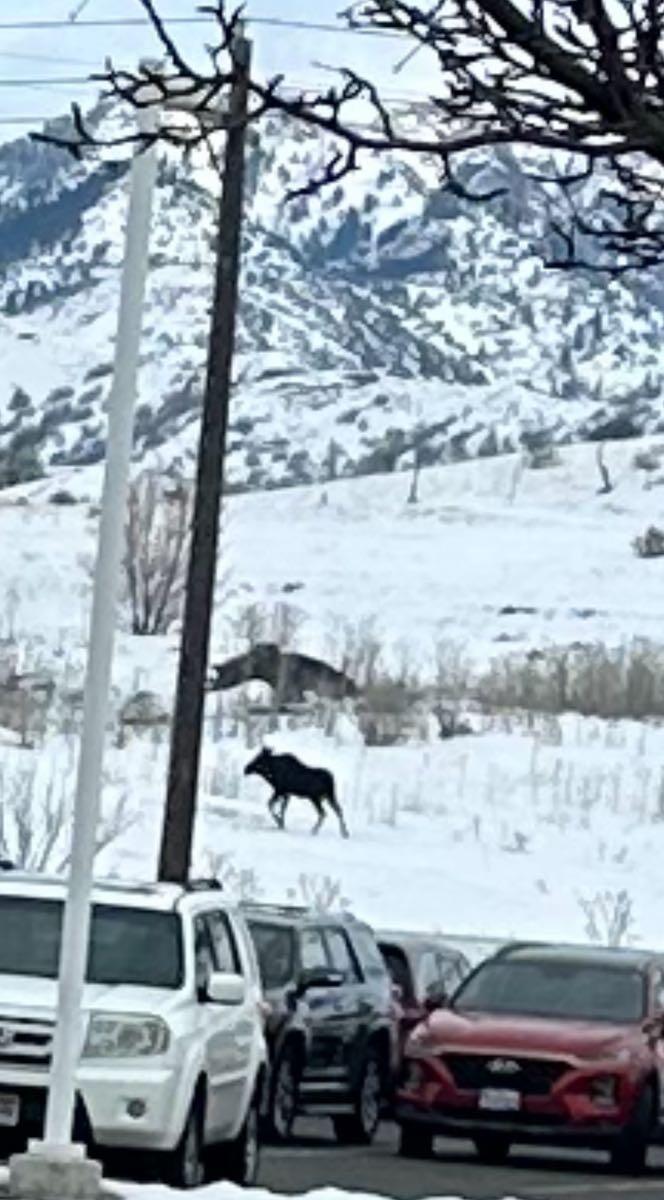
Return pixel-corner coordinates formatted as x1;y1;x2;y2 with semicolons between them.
412;1008;642;1061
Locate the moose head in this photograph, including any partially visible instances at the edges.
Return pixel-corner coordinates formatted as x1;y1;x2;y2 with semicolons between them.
244;747;274;779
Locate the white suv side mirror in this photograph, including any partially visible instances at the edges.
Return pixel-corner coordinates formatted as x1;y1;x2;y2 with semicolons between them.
206;971;246;1005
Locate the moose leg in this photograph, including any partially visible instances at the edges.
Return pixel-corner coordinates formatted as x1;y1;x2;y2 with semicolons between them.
278;794;290;829
268;793;285;829
328;796;349;839
326;788;350;839
311;799;325;836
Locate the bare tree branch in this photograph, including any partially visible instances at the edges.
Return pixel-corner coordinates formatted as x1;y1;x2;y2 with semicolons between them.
32;0;664;269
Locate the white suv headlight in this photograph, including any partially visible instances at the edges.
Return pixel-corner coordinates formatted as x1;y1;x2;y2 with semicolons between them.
83;1014;170;1059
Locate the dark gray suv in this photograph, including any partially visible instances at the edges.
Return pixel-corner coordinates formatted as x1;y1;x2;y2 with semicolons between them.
243;903;399;1145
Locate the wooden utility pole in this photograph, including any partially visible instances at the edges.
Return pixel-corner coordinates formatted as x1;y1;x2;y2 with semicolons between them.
158;30;250;883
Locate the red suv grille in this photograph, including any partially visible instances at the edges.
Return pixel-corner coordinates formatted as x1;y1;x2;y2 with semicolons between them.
442;1053;569;1095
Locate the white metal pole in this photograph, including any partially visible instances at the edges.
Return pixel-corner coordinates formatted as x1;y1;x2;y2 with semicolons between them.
42;109;159;1149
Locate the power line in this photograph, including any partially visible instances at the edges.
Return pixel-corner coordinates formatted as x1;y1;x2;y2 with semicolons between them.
0;73;435;104
0;77;95;87
0;49;98;67
0;14;400;39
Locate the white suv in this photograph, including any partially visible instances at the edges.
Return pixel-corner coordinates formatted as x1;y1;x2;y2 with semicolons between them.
0;872;267;1188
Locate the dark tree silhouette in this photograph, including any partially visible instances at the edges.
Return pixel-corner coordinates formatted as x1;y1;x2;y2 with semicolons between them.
36;0;664;270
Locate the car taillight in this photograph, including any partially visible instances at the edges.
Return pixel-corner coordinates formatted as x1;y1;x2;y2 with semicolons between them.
589;1075;618;1107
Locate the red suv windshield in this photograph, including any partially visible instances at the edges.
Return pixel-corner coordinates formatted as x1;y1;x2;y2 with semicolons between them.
453;957;645;1023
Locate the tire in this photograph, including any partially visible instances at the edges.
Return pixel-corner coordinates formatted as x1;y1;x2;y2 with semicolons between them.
334;1052;383;1146
266;1044;300;1142
610;1082;655;1175
219;1091;261;1186
473;1132;512;1165
165;1097;206;1189
398;1121;434;1159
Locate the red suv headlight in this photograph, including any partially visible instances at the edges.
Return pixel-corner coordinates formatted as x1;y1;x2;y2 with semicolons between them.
589;1075;618;1107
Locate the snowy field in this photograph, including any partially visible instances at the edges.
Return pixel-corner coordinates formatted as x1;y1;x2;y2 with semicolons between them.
2;439;664;947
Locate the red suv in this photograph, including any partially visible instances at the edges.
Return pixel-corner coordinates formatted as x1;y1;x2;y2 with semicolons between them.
396;942;664;1173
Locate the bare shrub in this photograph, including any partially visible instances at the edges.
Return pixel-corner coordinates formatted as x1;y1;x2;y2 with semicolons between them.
338;618;382;688
0;765;135;872
119;689;170;728
0;673;55;747
292;873;350;912
434;706;474;739
358;675;427;745
633;525;664;558
202;850;263;901
230;602;268;648
124;472;191;635
529;446;560;469
522;433;561;470
48;490;78;506
229;601;306;653
578;890;636;947
477;640;664;721
270;601;306;648
633;447;663;473
434;639;473;704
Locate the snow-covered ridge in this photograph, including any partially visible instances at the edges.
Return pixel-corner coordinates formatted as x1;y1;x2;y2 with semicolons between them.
0;103;663;492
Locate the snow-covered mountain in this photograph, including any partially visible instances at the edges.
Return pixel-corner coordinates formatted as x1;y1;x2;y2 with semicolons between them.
1;100;664;492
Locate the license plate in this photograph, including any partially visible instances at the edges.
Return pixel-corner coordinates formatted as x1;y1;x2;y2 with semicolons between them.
478;1088;521;1112
0;1093;19;1127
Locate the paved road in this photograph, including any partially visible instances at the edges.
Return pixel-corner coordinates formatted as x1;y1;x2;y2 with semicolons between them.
260;1120;664;1200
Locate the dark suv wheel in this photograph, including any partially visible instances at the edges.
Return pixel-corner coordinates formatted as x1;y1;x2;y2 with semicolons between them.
333;1052;383;1145
399;1122;434;1159
165;1097;206;1188
207;1087;262;1185
266;1043;300;1142
222;1093;261;1185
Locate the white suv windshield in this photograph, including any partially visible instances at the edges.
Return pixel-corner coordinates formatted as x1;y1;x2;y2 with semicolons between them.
0;896;183;989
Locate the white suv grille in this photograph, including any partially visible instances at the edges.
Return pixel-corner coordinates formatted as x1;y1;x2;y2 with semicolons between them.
0;1014;54;1070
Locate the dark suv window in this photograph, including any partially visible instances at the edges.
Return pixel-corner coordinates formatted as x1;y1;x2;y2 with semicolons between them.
194;911;240;996
206;910;240;974
325;928;361;981
300;927;328;971
382;946;414;1003
419;949;463;1001
248;921;296;989
350;924;389;982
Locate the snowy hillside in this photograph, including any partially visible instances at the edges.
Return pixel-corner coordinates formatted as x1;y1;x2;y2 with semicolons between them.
1;102;664;491
4;441;664;947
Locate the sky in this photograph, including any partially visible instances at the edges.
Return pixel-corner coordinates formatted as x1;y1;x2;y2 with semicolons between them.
0;0;440;144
